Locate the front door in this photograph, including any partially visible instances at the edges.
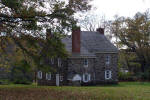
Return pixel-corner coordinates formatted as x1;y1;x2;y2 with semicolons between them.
56;74;59;86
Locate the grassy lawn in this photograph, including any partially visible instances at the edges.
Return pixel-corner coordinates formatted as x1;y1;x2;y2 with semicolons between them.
0;82;150;100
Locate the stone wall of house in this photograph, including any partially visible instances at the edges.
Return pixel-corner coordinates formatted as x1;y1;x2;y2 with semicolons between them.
94;53;118;84
37;73;67;86
38;53;118;86
67;53;118;85
67;58;96;85
38;58;68;86
37;73;56;86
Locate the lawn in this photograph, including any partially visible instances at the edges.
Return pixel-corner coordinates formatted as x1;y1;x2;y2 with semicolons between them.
0;82;150;100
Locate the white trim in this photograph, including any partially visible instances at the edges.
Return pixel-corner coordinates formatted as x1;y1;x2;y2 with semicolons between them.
58;58;61;67
105;70;112;80
105;55;111;65
46;73;51;80
56;74;59;86
37;71;42;79
83;73;91;82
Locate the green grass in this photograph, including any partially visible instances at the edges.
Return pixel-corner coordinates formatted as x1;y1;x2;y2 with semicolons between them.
0;82;150;100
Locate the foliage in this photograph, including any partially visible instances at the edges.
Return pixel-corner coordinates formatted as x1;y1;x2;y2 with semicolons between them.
0;79;11;85
111;10;150;73
118;71;133;81
10;60;33;84
0;0;92;72
118;50;141;74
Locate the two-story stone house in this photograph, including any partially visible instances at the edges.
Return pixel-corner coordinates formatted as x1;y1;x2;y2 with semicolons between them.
37;27;118;86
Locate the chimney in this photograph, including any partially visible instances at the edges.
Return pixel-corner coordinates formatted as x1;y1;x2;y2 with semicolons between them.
96;28;104;35
72;27;80;53
46;29;51;39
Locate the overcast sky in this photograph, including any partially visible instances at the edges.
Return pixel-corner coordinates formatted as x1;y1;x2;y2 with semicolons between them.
90;0;150;20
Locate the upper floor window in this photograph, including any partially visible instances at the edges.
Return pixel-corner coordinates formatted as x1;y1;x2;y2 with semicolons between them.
105;70;112;80
105;55;111;65
46;73;51;80
37;71;42;79
58;58;61;67
83;58;88;67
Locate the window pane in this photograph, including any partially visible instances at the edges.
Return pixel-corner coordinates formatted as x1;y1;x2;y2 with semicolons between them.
38;71;42;79
46;73;51;80
84;59;88;66
105;70;112;79
83;73;91;82
105;55;110;65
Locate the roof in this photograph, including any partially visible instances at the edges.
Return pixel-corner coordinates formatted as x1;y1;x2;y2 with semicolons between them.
62;31;118;57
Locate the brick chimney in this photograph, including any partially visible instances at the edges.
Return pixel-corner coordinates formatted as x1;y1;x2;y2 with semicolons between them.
72;27;80;53
97;28;104;35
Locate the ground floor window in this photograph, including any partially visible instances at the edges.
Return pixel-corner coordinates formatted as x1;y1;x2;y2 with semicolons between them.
105;70;112;79
83;73;91;82
60;75;63;81
37;71;42;79
46;73;51;80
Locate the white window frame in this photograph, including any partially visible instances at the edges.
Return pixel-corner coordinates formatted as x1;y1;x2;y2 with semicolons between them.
37;71;42;79
105;55;111;65
83;73;91;82
105;70;112;80
58;58;61;67
46;73;51;80
83;58;88;67
51;58;54;64
60;75;63;82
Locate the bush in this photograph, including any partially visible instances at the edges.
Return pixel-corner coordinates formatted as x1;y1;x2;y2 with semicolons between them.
136;71;150;81
118;71;133;81
0;79;11;85
10;60;33;84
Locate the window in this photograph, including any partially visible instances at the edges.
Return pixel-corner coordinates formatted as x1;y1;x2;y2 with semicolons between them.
83;59;88;67
58;58;61;67
105;55;111;65
37;71;42;79
83;73;91;82
51;58;54;64
46;73;51;80
60;75;63;81
105;70;112;79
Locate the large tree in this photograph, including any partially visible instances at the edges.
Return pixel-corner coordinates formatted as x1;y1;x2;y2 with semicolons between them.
0;0;92;71
111;11;150;73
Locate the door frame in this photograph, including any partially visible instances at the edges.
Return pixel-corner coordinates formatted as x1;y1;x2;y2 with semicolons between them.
56;74;59;86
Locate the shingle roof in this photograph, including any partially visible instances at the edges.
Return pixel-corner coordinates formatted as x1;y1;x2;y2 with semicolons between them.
81;31;118;53
62;31;118;57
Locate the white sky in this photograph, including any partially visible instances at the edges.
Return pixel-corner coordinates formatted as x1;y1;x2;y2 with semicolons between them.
91;0;150;20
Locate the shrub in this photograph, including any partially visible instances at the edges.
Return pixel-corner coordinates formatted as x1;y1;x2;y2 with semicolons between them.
118;71;133;81
136;71;150;81
0;79;11;85
10;60;33;84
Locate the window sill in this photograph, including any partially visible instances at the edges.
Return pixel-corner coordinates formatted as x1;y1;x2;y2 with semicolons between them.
84;65;88;67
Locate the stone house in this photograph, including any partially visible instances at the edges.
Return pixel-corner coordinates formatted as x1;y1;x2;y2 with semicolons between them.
37;28;118;86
